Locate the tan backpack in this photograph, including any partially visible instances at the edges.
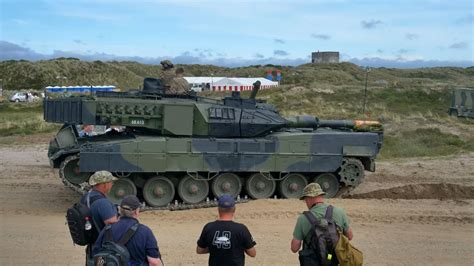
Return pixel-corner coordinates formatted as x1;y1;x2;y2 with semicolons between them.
334;230;363;266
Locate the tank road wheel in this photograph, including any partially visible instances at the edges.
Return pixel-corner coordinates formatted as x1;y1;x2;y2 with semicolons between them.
278;173;308;199
246;173;276;199
59;154;91;185
108;178;137;205
211;173;242;198
178;175;209;204
143;176;175;207
314;173;340;198
338;158;365;187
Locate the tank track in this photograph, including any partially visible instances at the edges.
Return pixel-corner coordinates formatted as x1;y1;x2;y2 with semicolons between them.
60;172;358;211
59;171;250;211
335;185;357;198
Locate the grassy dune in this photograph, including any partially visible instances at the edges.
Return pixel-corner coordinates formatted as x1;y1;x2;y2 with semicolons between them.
0;102;59;136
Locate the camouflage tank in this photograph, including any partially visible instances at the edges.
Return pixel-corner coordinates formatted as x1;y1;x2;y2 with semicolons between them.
44;79;383;208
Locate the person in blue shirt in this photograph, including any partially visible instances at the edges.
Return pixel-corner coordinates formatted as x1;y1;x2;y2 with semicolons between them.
80;170;119;263
78;125;94;137
93;195;163;266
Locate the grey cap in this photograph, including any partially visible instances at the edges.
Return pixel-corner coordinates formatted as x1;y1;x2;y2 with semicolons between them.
299;183;326;200
88;170;117;186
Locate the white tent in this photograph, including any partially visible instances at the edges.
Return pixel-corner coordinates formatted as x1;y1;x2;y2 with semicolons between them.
184;77;278;92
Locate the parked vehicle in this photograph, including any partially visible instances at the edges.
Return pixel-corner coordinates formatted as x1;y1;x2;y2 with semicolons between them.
449;88;474;118
10;92;29;102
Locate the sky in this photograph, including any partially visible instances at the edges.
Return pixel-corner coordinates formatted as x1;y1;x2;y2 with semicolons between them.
0;0;473;68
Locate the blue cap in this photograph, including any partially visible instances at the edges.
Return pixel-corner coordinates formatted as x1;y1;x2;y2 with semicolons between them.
218;195;235;208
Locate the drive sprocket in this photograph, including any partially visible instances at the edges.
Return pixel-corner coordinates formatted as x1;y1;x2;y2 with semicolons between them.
338;158;364;186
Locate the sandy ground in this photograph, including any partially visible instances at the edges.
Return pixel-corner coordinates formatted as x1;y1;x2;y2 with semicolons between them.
0;142;473;266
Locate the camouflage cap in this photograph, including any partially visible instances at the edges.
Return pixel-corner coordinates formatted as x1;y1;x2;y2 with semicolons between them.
89;170;117;186
299;183;326;200
160;60;173;68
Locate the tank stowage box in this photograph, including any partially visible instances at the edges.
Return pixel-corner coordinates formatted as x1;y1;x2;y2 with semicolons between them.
449;88;474;118
45;80;383;207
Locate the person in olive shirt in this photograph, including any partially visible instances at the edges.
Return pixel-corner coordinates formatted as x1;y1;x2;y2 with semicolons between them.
291;183;353;253
196;195;256;266
169;67;191;94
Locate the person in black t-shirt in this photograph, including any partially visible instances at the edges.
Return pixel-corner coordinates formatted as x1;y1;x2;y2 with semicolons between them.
196;195;256;266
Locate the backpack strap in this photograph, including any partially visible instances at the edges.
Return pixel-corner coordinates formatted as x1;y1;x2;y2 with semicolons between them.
104;224;114;242
324;205;339;248
118;223;139;246
86;191;103;233
304;211;319;226
302;211;320;249
86;191;104;208
325;205;333;220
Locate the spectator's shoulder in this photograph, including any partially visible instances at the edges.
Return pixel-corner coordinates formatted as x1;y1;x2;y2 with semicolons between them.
138;223;152;233
331;205;347;215
233;221;251;230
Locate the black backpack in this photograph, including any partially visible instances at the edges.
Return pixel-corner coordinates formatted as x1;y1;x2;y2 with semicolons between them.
299;205;340;266
93;223;139;266
66;192;102;246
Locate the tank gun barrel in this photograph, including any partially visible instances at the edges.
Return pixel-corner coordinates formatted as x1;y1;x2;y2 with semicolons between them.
286;115;383;131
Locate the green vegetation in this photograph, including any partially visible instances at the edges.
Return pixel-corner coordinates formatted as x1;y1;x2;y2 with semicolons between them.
0;102;59;136
1;59;473;159
380;128;474;159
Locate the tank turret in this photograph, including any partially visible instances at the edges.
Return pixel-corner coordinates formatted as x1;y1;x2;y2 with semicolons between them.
44;77;384;209
44;79;381;137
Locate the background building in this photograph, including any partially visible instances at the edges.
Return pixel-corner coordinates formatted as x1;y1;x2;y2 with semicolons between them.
311;51;340;63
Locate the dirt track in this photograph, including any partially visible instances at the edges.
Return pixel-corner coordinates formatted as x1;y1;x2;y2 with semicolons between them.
0;143;473;265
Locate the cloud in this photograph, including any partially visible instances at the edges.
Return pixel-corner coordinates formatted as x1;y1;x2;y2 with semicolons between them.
12;19;28;25
449;42;469;50
405;33;418;40
274;39;285;44
192;48;214;58
1;41;472;68
273;50;289;56
361;20;382;29
398;49;409;54
348;56;474;68
310;34;330;40
73;40;86;45
0;41;45;61
377;49;384;54
456;14;473;24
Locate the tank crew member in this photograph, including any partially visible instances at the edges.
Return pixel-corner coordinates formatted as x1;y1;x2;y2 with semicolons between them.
196;195;257;266
78;124;94;137
290;183;353;262
169;67;191;94
160;59;175;91
93;195;163;266
80;170;119;262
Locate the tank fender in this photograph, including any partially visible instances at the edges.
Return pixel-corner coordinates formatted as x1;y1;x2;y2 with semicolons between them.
361;157;376;172
342;145;376;157
50;149;80;168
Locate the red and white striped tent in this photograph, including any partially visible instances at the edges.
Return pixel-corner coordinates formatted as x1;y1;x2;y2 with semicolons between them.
184;77;278;92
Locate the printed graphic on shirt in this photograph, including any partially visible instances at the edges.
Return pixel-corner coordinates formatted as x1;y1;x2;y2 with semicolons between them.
212;231;231;249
